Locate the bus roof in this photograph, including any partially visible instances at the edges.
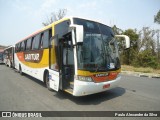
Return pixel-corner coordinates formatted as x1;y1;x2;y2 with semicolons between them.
15;16;111;44
16;29;43;44
16;17;71;44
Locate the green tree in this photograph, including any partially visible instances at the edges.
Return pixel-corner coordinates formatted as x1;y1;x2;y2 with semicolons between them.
132;27;160;69
133;49;159;69
122;29;139;65
154;10;160;24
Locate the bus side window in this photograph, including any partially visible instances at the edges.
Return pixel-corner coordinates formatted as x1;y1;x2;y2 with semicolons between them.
49;29;52;44
24;40;27;51
17;44;19;52
16;43;19;52
26;38;32;51
32;34;40;50
33;34;40;50
15;44;18;52
20;42;23;51
21;41;25;51
39;29;52;49
43;30;49;48
24;41;26;51
40;33;44;49
31;37;36;50
18;43;21;52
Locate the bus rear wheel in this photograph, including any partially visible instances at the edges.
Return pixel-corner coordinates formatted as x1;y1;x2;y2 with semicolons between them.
45;71;52;91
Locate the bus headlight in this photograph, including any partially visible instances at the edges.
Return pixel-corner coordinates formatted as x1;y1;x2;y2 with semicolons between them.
76;76;93;82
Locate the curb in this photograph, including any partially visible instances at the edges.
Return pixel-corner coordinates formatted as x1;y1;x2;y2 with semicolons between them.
121;71;160;79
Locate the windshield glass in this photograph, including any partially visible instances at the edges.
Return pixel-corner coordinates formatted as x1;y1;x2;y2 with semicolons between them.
74;18;120;72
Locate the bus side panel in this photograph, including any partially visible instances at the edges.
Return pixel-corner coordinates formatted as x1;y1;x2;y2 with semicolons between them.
14;49;50;82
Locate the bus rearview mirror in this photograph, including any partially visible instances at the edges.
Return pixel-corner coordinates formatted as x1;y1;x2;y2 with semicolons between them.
70;25;84;43
115;35;130;49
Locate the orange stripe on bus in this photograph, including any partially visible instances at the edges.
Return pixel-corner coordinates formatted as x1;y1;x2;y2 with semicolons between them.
91;72;118;82
17;52;25;61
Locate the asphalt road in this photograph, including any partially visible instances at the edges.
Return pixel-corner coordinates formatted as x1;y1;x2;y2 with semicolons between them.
0;64;160;119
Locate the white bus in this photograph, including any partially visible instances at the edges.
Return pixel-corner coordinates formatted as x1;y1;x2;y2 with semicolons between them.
4;46;15;68
14;17;130;96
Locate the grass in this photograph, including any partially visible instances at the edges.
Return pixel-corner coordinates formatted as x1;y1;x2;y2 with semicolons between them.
121;65;160;74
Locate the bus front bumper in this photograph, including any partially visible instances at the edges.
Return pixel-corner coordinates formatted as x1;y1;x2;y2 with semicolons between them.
73;76;121;96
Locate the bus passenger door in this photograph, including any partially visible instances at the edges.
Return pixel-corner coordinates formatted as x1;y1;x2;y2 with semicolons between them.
48;36;60;91
60;33;75;89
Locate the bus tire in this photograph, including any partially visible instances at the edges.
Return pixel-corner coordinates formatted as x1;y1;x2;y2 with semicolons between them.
19;65;23;75
44;71;52;91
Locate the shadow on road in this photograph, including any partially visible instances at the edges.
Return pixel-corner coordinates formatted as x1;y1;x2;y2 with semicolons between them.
55;87;126;105
19;73;125;105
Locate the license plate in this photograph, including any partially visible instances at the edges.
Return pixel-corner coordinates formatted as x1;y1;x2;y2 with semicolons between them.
103;84;110;89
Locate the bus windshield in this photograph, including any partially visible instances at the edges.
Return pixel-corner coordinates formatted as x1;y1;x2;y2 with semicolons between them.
74;18;120;72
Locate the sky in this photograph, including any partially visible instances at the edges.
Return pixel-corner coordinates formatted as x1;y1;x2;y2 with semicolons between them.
0;0;160;46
